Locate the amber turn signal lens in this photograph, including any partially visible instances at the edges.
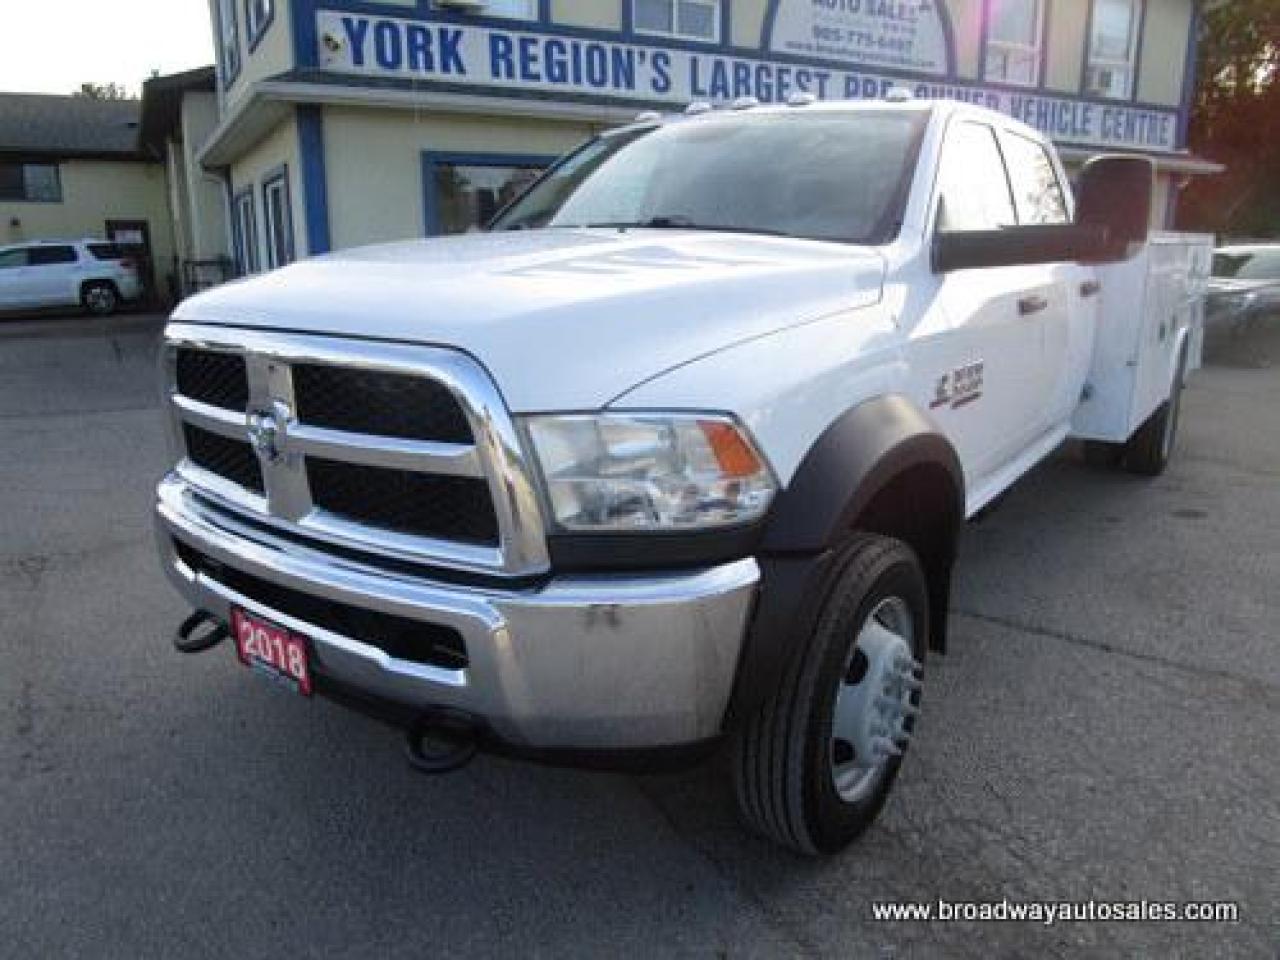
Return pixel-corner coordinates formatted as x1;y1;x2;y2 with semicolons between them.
699;420;763;478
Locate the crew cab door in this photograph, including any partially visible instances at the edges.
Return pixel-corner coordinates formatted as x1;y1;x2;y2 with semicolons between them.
914;120;1058;487
997;128;1095;430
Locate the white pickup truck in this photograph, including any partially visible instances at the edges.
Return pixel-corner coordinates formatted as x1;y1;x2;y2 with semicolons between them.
156;98;1210;855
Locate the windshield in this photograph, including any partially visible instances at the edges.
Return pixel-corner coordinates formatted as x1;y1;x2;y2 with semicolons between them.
1213;249;1280;281
492;110;930;245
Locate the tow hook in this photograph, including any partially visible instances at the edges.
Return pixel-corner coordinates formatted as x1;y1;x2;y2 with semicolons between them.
174;610;229;654
404;708;480;774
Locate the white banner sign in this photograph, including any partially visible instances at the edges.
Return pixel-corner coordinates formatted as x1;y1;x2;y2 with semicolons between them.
315;11;1180;152
769;0;951;76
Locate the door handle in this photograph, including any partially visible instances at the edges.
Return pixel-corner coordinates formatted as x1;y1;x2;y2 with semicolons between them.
1080;280;1102;298
1018;294;1049;316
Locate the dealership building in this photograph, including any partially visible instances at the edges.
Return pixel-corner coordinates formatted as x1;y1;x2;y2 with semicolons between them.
134;0;1219;289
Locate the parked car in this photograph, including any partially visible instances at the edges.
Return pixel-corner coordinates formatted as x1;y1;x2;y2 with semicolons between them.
0;239;142;316
1206;243;1280;332
155;99;1209;855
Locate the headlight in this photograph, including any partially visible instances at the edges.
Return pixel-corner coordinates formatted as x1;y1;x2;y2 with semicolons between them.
522;413;777;532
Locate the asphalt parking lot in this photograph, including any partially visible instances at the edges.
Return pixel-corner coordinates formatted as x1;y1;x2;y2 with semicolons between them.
2;312;1277;958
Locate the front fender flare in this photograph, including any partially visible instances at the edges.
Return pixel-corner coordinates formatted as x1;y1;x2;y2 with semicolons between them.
725;395;965;727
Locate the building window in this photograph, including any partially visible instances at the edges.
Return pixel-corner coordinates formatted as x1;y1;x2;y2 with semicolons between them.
1085;0;1141;99
0;162;62;202
633;0;721;43
217;0;241;83
459;0;538;18
234;189;260;275
262;169;294;268
423;154;551;236
245;0;274;48
984;0;1046;87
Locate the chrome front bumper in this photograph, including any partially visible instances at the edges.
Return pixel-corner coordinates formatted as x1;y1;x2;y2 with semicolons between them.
156;474;759;750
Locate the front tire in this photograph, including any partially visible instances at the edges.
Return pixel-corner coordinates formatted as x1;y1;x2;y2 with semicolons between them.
82;281;119;317
732;534;928;855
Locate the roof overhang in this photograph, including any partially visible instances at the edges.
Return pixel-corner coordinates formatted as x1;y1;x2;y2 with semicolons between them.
139;66;217;154
196;77;652;168
196;74;1226;179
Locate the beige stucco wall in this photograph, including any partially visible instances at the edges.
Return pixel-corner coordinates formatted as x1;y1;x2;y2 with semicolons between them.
729;0;769;49
181;92;231;261
1138;0;1193;106
1044;0;1088;93
322;105;601;249
228;112;307;261
0;159;177;289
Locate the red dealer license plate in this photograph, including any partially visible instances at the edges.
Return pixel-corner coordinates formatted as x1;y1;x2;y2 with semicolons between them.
231;607;313;696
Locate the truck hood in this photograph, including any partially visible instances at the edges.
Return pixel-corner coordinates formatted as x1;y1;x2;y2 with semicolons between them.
175;230;884;411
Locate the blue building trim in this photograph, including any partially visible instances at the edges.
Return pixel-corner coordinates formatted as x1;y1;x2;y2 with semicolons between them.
245;0;277;52
261;163;296;266
420;150;557;236
1176;0;1202;149
289;0;1189;152
296;105;331;256
293;0;319;68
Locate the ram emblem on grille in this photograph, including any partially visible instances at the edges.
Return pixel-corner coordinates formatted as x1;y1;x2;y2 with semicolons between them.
246;401;291;464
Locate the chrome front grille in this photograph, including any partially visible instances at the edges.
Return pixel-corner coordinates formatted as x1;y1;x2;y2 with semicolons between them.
162;323;550;577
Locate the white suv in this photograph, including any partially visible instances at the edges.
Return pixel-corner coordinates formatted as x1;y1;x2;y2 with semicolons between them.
0;239;143;316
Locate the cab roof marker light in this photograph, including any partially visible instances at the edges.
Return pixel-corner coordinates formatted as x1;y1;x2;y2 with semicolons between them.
731;96;761;111
685;101;713;116
787;92;817;107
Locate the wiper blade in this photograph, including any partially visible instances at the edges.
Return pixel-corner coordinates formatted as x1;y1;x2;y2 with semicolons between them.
576;216;792;238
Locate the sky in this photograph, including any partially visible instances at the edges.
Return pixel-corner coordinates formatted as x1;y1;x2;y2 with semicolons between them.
0;0;215;97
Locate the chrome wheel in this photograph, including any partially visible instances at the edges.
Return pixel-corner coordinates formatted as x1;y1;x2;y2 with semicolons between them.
84;285;117;315
830;596;921;803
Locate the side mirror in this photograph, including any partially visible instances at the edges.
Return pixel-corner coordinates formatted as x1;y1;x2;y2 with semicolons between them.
933;224;1109;273
1075;155;1153;259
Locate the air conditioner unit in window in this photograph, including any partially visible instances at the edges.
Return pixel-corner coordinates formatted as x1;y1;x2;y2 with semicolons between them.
1088;65;1124;97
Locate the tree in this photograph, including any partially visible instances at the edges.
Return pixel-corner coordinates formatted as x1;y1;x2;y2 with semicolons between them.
74;81;133;100
1178;0;1280;238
